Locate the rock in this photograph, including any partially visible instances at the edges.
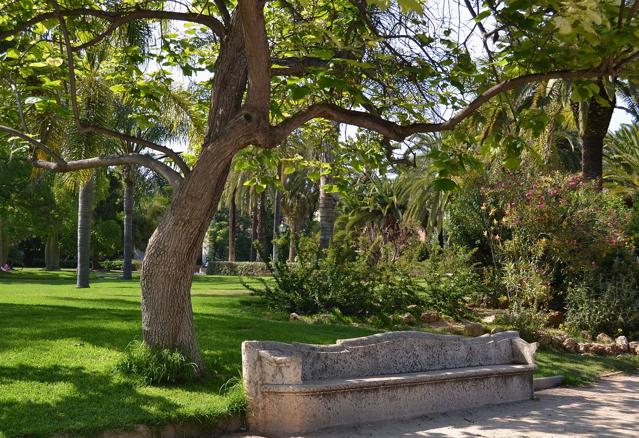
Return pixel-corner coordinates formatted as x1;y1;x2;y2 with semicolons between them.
491;326;506;334
615;336;629;352
537;332;553;346
590;343;607;355
562;337;578;353
578;342;590;354
551;334;567;350
580;330;592;342
546;311;564;328
289;312;301;321
463;322;486;337
420;311;439;323
481;314;496;324
596;333;613;344
604;345;615;355
629;341;639;354
401;313;416;325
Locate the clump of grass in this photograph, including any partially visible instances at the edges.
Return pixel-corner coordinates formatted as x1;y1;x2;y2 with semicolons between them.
220;376;247;415
116;340;199;385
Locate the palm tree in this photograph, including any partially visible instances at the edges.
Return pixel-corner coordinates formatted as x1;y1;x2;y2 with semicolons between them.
281;166;319;261
604;124;639;198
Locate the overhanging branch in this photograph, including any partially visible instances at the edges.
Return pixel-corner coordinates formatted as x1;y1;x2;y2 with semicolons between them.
273;66;626;143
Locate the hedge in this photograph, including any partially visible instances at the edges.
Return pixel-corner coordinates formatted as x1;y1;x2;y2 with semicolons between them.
206;261;271;276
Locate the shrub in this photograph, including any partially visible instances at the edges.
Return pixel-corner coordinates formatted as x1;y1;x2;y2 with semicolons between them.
244;238;423;318
101;259;142;271
419;245;485;319
206;261;271;276
566;272;639;339
115;340;199;385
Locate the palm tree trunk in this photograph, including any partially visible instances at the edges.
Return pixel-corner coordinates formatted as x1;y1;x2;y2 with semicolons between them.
288;218;300;262
45;225;61;270
228;187;237;262
319;142;337;249
582;81;616;186
0;218;8;266
256;191;268;260
272;166;282;262
77;173;94;288
250;188;258;261
122;165;134;279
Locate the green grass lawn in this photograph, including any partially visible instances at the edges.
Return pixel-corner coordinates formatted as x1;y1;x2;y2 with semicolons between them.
0;269;637;437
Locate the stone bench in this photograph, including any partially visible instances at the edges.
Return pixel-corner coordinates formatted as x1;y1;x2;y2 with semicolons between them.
242;330;537;436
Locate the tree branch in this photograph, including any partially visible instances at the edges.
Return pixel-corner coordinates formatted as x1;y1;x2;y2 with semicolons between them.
238;0;271;114
32;154;183;188
0;8;226;44
0;123;65;164
273;66;623;143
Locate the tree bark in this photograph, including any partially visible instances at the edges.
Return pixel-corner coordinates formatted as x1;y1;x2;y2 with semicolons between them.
582;81;615;186
122;165;134;279
228;187;237;262
319;137;337;249
77;174;94;288
139;11;248;370
45;225;61;270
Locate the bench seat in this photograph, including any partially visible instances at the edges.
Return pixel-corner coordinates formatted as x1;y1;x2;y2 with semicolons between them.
242;331;537;436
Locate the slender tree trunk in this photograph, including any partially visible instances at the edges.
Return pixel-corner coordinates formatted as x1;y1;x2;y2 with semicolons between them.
250;188;258;261
319;141;337;249
45;225;60;270
0;219;9;266
256;191;268;260
272;163;282;262
228;188;237;262
77;174;94;288
581;81;615;186
122;165;134;280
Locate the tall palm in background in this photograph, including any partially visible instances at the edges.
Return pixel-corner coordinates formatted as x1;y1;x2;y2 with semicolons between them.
604;124;639;198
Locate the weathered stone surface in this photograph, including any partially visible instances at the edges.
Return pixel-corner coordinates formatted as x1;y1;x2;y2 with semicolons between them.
420;310;439;323
615;336;629;352
578;342;590;354
562;337;578;353
590;343;608;355
482;314;496;324
463;322;486;337
629;341;639;354
289;312;301;321
242;331;537;436
401;313;416;325
533;375;564;391
596;333;613;344
545;311;564;328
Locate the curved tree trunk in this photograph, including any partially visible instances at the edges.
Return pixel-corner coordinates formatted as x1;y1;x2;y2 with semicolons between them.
228;187;237;262
582;81;615;186
77;174;94;288
122;165;135;280
45;225;61;270
139;11;248;370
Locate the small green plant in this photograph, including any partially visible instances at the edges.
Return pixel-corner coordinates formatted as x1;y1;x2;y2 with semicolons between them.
115;340;199;385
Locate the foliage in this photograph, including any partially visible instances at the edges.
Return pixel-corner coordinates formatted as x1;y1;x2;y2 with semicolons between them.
566;273;639;339
100;259;142;271
419;245;485;319
115;341;199;385
244;238;423;318
206;261;270;276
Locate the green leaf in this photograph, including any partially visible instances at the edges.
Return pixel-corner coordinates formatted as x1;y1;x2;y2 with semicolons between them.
398;0;423;14
431;178;458;191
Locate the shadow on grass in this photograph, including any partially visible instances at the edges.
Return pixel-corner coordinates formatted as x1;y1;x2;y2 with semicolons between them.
0;364;185;438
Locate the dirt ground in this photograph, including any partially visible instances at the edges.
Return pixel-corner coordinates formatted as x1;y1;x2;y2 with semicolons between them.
230;373;639;437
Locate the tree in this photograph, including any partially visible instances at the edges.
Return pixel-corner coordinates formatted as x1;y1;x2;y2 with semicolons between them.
2;0;639;369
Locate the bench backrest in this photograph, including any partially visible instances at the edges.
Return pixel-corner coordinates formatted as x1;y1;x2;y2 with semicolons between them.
242;331;536;388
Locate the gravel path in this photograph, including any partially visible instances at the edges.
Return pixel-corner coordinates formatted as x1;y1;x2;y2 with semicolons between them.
229;373;639;437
